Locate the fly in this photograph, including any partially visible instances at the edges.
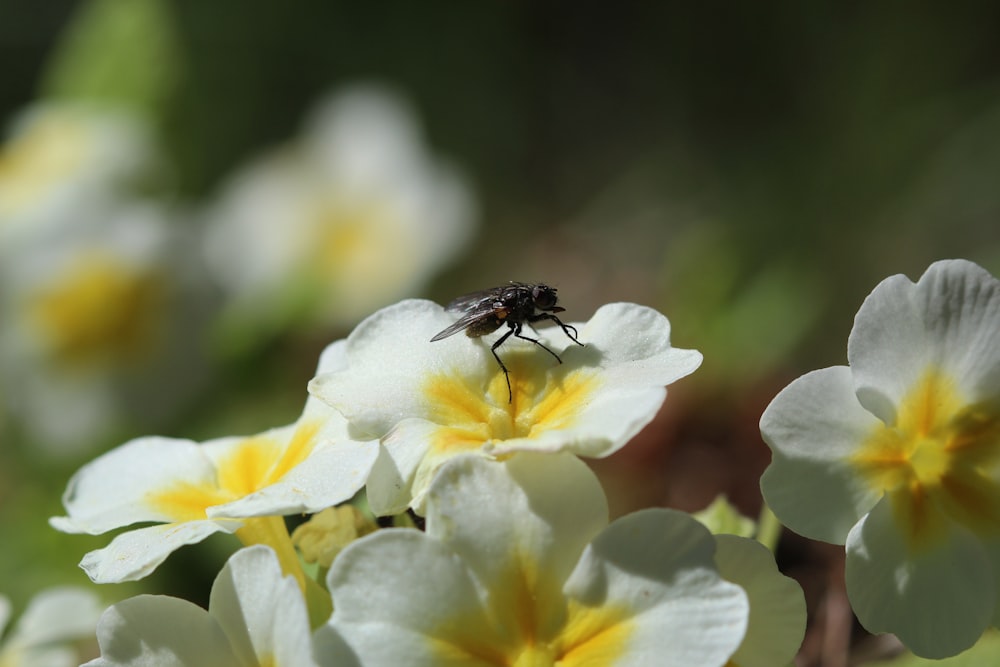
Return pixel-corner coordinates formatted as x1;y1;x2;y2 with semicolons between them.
430;282;584;402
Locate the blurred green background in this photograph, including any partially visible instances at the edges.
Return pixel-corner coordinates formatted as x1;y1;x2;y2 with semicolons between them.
3;1;1000;662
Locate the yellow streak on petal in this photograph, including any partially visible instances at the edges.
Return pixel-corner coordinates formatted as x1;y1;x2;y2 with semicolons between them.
145;482;232;523
144;421;321;523
556;600;634;665
216;420;321;496
428;550;633;667
851;367;1000;551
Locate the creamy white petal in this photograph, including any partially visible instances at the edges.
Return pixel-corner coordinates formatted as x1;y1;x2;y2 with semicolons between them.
210;546;317;667
427;453;607;620
846;496;994;659
84;595;239;667
760;366;884;543
79;520;238;584
50;437;217;534
849;260;1000;422
564;509;748;667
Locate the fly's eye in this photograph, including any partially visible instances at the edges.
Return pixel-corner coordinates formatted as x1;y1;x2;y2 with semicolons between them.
532;286;557;309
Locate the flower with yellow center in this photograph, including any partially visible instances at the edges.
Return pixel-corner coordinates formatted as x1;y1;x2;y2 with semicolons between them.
760;259;1000;659
308;299;702;515
315;454;749;667
202;84;476;335
50;346;378;587
85;546;321;667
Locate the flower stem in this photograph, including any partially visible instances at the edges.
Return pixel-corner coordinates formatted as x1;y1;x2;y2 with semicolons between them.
755;501;783;553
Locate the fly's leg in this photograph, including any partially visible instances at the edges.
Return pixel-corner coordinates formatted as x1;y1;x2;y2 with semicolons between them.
512;323;564;365
491;325;515;402
528;313;584;347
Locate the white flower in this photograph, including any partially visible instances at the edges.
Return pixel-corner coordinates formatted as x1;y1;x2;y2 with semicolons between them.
84;545;319;667
203;83;477;333
50;345;378;584
317;454;749;667
308;298;702;514
0;103;153;239
0;587;103;667
0;196;200;453
760;259;1000;658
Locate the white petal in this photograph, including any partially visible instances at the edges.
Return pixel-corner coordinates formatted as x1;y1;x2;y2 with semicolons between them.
849;259;1000;421
11;587;102;646
326;529;503;662
576;302;703;384
760;366;884;543
51;436;217;534
564;509;748;667
210;546;317;667
85;595;239;667
366;420;435;516
846;496;994;658
426;454;607;616
79;520;237;583
713;535;805;667
208;437;378;518
308;299;488;437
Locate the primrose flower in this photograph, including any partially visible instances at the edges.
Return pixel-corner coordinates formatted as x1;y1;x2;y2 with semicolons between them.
317;453;749;667
50;345;378;585
308;298;702;514
85;546;320;667
0;196;202;453
0;587;103;667
0;103;153;238
202;84;476;335
760;259;1000;658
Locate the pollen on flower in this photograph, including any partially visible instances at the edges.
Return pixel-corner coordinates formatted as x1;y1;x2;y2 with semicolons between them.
850;367;1000;550
422;352;599;454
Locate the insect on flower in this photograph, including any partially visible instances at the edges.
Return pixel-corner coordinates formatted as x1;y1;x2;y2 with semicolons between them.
430;282;584;402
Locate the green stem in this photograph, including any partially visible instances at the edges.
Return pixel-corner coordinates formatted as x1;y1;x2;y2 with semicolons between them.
755;501;783;553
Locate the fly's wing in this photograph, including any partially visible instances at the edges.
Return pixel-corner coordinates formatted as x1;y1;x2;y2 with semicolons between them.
430;302;495;341
432;285;509;342
443;288;502;312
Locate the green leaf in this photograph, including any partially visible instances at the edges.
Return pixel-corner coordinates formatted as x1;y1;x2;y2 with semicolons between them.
39;0;182;117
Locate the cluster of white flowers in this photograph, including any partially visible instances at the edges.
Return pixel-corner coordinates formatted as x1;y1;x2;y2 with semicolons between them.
52;297;807;666
0;85;477;455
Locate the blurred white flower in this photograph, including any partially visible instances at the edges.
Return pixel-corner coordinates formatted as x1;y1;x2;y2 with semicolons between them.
202;84;477;336
0;196;204;454
0;587;103;667
0;103;154;241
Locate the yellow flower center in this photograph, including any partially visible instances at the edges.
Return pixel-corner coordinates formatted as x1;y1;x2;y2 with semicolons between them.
24;252;165;369
146;420;321;522
423;352;599;455
0;112;91;218
851;368;1000;550
430;565;633;667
